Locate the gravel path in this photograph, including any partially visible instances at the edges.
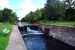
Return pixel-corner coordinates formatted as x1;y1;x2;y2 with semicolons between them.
6;25;27;50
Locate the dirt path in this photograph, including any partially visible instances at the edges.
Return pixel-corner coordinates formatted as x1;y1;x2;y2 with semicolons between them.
6;25;27;50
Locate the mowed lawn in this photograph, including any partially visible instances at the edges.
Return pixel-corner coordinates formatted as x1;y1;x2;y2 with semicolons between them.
0;23;12;50
43;21;75;27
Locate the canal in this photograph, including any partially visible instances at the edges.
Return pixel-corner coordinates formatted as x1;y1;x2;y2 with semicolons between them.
18;22;75;50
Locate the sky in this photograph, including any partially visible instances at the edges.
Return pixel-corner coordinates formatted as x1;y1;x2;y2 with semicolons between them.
0;0;46;20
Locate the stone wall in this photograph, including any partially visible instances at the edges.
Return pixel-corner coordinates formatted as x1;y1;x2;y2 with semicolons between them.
41;25;75;47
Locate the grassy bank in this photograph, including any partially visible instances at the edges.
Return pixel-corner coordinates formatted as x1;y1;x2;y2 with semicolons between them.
0;22;12;50
41;21;75;27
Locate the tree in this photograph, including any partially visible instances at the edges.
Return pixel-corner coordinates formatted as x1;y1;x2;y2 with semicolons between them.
64;0;75;9
44;0;64;21
34;9;42;21
64;0;75;21
11;12;18;23
25;11;34;22
44;0;56;20
55;1;65;21
0;10;2;22
0;8;18;23
24;9;42;23
1;8;12;22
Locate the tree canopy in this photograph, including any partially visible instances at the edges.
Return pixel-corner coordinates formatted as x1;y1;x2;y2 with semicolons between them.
22;9;42;23
0;8;18;23
22;0;75;22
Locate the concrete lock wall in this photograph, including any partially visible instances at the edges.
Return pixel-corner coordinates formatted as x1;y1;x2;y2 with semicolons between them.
42;25;75;46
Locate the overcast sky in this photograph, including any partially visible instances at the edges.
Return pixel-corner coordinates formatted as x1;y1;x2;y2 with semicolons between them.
0;0;46;20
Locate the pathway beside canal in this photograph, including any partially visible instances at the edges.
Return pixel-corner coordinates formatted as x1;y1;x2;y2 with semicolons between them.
6;25;27;50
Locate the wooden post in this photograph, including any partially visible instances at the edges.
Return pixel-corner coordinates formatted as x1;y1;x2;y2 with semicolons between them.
44;27;49;38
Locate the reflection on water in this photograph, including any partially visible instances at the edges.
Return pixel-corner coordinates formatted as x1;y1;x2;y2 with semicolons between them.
24;35;46;50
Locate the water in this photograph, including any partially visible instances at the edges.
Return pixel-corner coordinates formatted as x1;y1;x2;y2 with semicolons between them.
19;27;75;50
23;27;46;50
24;35;46;50
27;27;43;35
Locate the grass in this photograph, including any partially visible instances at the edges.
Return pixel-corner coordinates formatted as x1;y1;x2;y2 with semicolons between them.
0;22;12;50
41;21;75;27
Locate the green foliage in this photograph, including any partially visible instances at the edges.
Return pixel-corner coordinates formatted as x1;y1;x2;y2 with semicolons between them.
64;0;75;21
44;0;65;20
11;12;18;23
0;8;18;23
0;23;12;50
0;10;2;22
64;0;75;9
22;0;75;22
43;0;75;21
23;9;42;23
1;8;12;22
